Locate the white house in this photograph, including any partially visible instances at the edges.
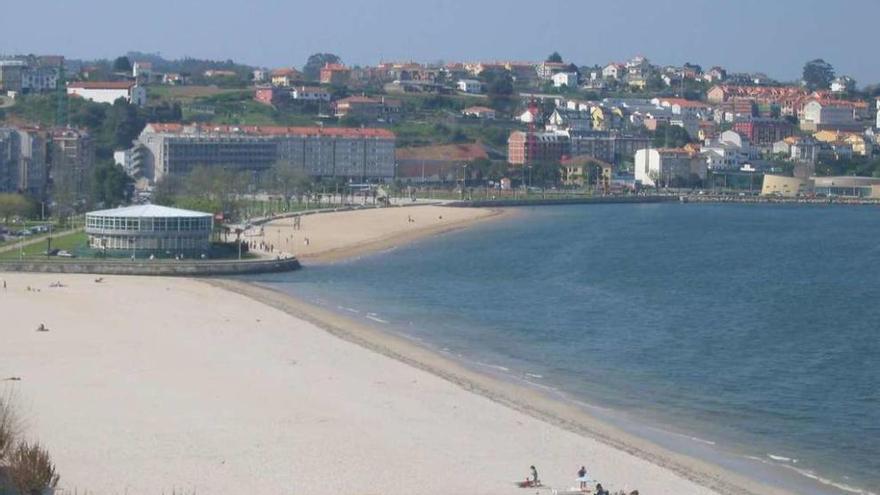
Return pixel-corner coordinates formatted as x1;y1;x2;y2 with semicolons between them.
67;81;147;106
291;86;331;101
551;72;578;88
700;130;754;170
830;76;855;93
602;63;623;80
457;79;482;94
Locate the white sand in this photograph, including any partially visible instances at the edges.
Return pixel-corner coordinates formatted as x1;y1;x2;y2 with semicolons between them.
0;273;740;495
250;205;501;262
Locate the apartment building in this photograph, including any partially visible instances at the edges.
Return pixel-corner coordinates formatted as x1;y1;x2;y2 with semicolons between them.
507;131;569;165
0;127;50;199
733;118;794;145
634;148;703;187
50;128;95;201
136;123;396;182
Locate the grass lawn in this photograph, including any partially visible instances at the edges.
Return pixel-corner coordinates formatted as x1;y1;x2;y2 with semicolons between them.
0;231;88;260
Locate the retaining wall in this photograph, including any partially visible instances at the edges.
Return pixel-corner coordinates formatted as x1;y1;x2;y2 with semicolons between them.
0;257;300;276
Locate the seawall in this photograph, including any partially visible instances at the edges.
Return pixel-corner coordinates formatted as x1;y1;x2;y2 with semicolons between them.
448;195;678;207
0;257;300;276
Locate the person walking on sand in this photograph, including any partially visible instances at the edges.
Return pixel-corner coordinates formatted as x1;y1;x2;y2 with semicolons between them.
530;465;539;487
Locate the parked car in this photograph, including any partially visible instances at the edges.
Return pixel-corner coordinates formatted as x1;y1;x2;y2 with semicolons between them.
57;250;75;258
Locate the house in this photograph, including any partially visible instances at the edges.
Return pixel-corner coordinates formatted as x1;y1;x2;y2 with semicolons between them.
252;69;268;83
602;63;624;80
320;63;351;85
67;81;147;106
814;130;873;156
457;79;483;94
290;86;330;101
203;69;237;78
700;130;755;170
162;73;187;85
703;67;727;83
552;72;578;88
634;148;704;187
546;109;591;132
771;136;820;164
830;76;855;93
254;86;284;105
334;95;399;121
462;106;496;120
536;61;568;80
560;155;613;188
518;105;542;124
271;68;302;87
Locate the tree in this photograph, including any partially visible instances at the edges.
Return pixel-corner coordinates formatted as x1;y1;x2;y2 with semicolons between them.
91;161;133;208
302;53;341;81
546;52;563;63
0;193;36;223
268;162;312;208
112;56;132;74
802;59;835;91
481;68;514;111
652;123;694;149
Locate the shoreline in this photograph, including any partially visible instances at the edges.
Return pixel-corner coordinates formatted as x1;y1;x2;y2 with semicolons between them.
258;205;512;264
207;278;792;495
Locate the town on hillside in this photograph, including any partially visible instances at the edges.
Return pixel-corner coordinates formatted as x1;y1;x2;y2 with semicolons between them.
2;51;880;229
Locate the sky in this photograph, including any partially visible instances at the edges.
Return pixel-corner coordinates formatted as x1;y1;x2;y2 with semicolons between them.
4;0;879;84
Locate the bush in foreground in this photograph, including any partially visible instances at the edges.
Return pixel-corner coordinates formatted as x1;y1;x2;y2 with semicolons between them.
7;442;59;495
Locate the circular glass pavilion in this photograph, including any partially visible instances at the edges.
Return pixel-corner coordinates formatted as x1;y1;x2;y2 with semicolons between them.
85;205;214;256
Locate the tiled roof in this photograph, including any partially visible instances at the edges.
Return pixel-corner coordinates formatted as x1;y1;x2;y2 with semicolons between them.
146;123;395;139
396;143;488;162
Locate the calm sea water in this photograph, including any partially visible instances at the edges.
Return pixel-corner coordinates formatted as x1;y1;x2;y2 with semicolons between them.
250;204;879;495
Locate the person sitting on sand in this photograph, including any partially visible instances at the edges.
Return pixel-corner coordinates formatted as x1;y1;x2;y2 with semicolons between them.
530;465;540;486
577;465;587;490
594;483;609;495
36;323;48;332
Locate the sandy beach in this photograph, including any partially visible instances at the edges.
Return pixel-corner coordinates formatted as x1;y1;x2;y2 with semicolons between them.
0;207;793;495
248;205;503;262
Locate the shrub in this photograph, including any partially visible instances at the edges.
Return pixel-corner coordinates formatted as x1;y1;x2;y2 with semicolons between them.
7;442;59;495
0;391;19;464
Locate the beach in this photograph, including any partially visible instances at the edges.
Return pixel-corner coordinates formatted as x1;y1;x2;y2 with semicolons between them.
248;204;503;262
0;206;793;495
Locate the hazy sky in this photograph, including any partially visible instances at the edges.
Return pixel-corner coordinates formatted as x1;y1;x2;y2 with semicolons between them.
5;0;878;83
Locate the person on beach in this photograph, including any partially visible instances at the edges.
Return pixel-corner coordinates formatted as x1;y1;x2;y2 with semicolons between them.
530;465;539;486
594;483;608;495
577;466;587;490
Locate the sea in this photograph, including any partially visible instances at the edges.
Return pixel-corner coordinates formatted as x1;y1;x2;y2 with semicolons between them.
248;203;879;495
